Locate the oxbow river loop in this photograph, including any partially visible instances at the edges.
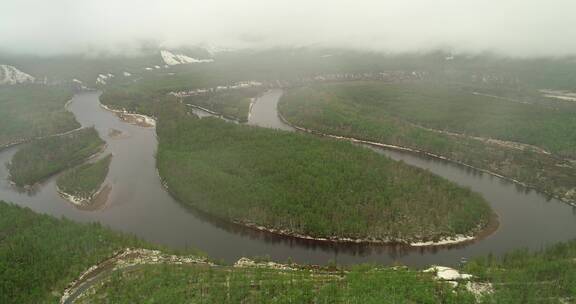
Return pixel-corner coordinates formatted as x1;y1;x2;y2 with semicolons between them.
1;90;575;266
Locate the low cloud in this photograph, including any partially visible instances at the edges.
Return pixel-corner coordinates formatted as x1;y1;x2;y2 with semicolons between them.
1;0;575;57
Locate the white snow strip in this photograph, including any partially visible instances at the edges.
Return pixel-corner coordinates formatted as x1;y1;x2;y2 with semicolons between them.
96;74;109;85
160;50;214;66
100;103;156;128
57;187;87;206
410;235;475;247
169;81;263;97
540;89;576;102
0;65;35;85
160;50;180;65
424;266;472;280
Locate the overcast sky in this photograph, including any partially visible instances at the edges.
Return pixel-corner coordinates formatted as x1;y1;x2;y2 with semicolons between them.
1;0;575;57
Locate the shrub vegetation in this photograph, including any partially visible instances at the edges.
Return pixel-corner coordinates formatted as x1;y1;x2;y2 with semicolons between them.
0;201;149;303
157;114;491;242
0;84;78;148
279;82;576;202
183;87;264;122
8;127;105;187
79;264;475;304
56;154;112;201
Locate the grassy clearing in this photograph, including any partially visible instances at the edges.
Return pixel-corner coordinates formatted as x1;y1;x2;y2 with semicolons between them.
56;154;112;202
157;113;491;242
279;82;576;202
8;127;105;187
0;84;78;148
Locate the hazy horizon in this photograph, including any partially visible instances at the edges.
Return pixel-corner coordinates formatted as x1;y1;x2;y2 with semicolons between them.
1;0;576;57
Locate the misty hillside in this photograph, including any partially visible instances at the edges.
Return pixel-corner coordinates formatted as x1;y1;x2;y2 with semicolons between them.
2;1;576;303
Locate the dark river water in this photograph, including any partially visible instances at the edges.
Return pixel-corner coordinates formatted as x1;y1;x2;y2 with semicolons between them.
1;89;575;267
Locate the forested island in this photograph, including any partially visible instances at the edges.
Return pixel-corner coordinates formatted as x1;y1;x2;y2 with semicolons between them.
279;82;576;203
56;154;112;205
156;109;492;243
8;127;105;187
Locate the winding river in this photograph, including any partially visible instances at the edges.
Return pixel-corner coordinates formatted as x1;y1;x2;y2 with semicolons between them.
1;89;575;267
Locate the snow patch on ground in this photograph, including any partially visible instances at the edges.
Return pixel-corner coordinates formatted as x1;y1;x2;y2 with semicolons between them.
234;257;295;271
540;89;576;102
169;81;263;98
0;65;35;85
161;50;214;66
424;266;472;280
100;103;156;128
423;265;493;298
60;248;213;304
123;72;131;77
410;235;475;247
57;188;85;206
96;74;114;85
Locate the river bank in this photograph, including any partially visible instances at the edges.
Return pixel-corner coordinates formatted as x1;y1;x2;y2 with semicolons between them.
99;103;156;128
235;217;498;247
2;90;576;267
60;246;492;303
56;184;111;210
60;248;214;304
276;110;576;207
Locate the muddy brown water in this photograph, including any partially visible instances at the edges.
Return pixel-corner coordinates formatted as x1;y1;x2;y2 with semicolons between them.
1;89;575;267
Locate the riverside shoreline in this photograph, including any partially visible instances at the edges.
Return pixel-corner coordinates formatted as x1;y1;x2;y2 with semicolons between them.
276;111;576;206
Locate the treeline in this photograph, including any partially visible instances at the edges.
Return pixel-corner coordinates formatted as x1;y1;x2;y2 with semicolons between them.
98;65;262;116
0;84;78;148
465;240;576;302
183;87;264;122
80;263;475;303
322;82;576;158
0;201;150;303
279;83;576;202
8;127;105;187
68;238;576;303
3;198;576;303
156;113;491;242
56;154;112;202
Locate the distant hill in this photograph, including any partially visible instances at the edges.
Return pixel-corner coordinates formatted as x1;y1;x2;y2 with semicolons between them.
0;64;35;85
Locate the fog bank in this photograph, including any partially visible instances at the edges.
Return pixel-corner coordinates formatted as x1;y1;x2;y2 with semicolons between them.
1;0;575;57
